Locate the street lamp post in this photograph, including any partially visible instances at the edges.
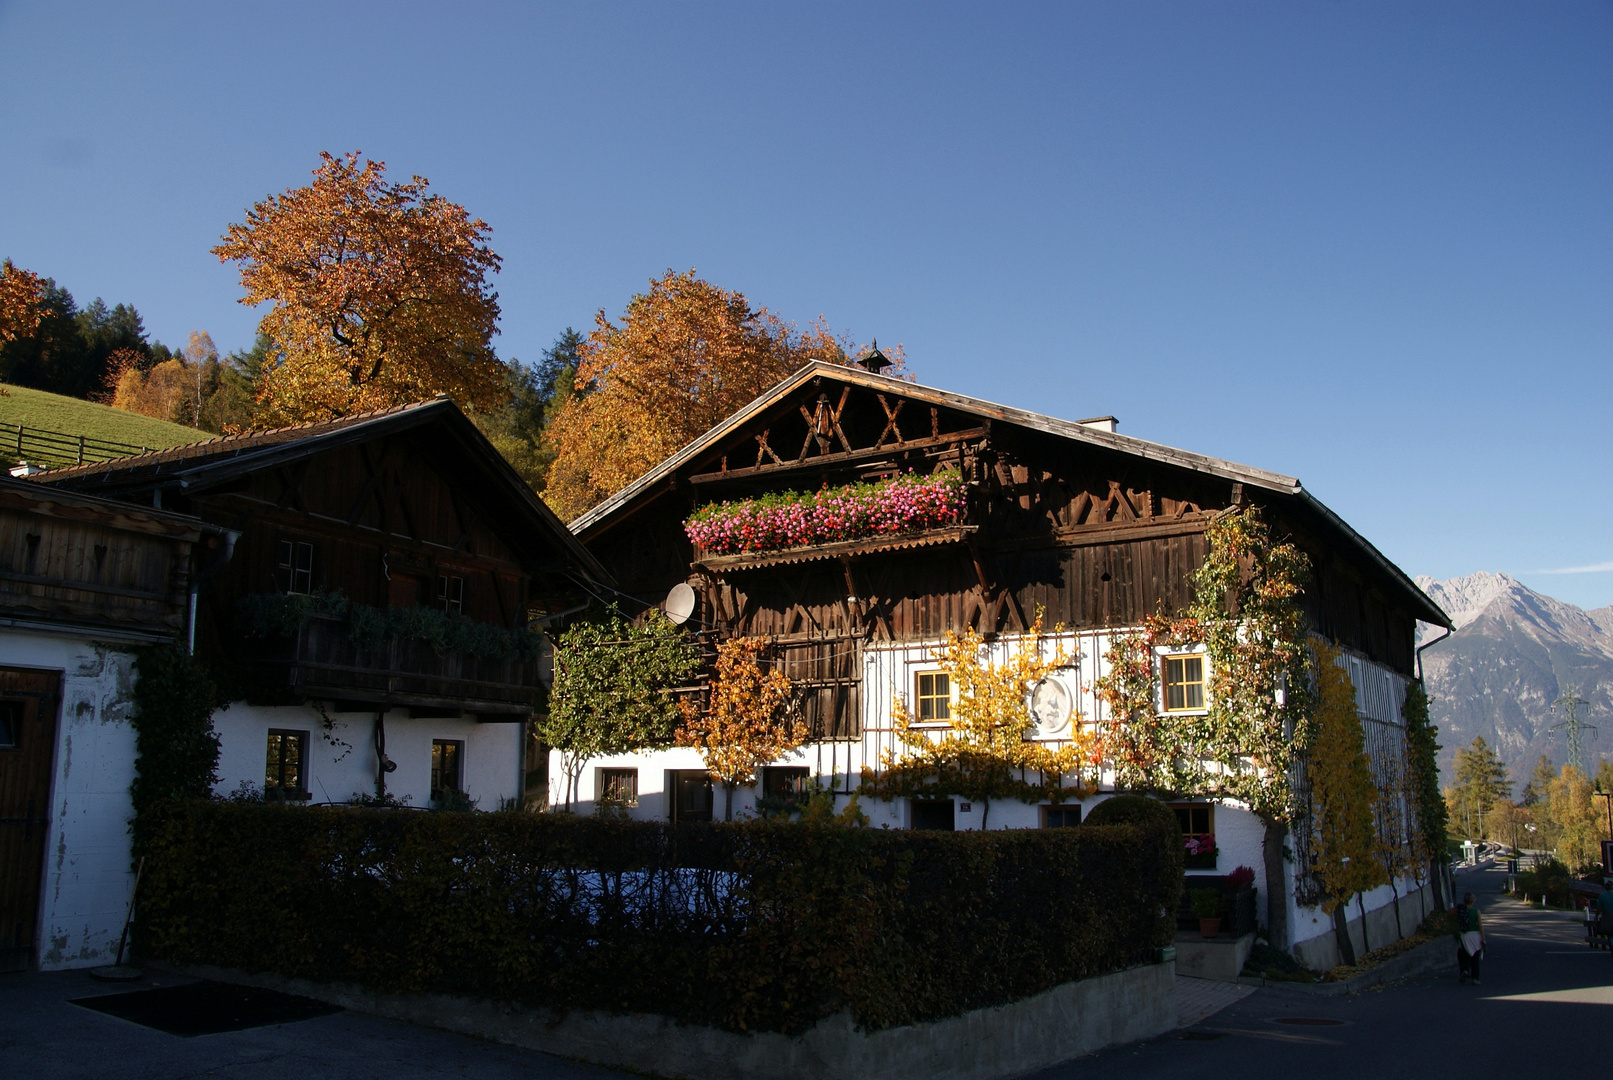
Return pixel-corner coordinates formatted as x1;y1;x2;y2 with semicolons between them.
1594;784;1613;841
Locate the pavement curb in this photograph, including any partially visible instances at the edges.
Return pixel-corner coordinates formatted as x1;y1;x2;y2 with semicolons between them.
1237;935;1456;996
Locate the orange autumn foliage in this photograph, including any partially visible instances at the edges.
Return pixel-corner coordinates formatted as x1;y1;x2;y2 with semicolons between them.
676;635;807;820
542;269;903;520
213;152;505;423
0;260;44;345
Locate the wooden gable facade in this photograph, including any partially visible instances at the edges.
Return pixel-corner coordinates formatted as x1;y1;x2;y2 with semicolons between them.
0;475;202;642
38;399;608;717
573;364;1447;738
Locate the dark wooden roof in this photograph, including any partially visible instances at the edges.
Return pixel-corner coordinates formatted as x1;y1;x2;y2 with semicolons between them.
31;396;612;586
571;362;1448;628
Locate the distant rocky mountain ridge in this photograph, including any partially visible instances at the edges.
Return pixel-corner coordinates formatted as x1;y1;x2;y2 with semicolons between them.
1413;571;1613;784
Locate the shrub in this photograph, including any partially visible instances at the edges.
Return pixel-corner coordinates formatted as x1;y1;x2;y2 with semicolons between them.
138;803;1179;1034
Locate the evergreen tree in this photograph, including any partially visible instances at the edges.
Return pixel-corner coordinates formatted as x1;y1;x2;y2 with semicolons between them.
0;276;152;398
1521;754;1556;807
475;327;584;492
1452;736;1511;839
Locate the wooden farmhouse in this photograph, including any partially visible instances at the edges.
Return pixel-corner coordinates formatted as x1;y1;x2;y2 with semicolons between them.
35;397;607;826
564;360;1451;969
0;474;202;972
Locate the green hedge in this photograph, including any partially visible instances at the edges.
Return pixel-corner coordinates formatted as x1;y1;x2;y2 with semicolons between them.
138;803;1179;1034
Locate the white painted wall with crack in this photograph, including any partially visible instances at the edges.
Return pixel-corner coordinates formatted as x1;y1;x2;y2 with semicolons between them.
0;628;142;972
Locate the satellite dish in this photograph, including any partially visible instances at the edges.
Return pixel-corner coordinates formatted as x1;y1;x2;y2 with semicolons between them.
664;582;697;625
1029;676;1074;739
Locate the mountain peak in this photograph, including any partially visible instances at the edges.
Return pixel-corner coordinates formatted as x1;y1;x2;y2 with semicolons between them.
1415;571;1526;632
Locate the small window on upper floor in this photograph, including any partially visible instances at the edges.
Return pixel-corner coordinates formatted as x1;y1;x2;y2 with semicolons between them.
1162;654;1205;712
915;671;951;722
437;574;464;614
0;700;22;749
277;540;314;595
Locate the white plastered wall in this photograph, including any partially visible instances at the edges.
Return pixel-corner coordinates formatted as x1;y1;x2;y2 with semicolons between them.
1;628;141;972
550;627;1430;963
213;703;522;810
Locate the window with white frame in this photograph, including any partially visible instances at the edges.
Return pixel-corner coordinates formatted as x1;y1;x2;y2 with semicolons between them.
276;540;314;594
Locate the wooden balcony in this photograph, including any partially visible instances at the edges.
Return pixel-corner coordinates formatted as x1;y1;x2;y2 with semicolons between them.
692;525;977;573
240;612;541;718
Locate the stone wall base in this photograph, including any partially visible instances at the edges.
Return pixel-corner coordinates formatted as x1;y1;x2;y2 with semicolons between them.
179;961;1176;1080
1174;931;1255;982
1292;884;1435;971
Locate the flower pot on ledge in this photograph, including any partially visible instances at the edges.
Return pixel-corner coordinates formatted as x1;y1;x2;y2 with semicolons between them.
1198;917;1222;939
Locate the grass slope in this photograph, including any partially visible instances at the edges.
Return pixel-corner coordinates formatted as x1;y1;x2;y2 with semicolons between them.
0;383;207;450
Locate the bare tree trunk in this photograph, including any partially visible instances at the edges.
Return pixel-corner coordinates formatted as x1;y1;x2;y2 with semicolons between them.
1388;876;1405;941
724;783;734;822
1357;893;1373;954
981;798;990;830
1332;902;1357;966
1262;819;1289;950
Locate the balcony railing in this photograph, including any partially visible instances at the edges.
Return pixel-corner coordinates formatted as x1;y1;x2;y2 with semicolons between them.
239;612;541;717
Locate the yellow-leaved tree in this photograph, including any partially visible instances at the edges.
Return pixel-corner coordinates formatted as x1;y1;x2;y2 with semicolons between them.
542;269;901;520
676;635;806;821
0;260;44;346
861;612;1093;826
1546;765;1600;874
214;152;506;423
1308;642;1388;963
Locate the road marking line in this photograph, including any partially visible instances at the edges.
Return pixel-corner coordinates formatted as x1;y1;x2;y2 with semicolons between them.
1484;987;1613;1005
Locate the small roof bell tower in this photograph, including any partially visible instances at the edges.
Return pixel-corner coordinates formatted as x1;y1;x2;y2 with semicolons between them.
855;339;893;375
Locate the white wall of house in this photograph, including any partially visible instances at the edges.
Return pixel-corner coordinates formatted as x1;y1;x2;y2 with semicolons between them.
2;628;141;972
551;626;1429;963
213;703;522;811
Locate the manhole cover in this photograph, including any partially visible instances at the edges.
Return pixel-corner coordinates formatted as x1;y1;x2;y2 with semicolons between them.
1271;1017;1347;1027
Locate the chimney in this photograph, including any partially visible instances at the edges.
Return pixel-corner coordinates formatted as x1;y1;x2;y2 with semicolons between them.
1076;416;1118;434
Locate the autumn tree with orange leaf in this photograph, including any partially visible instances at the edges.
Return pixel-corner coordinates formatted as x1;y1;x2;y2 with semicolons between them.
214;152;506;423
677;635;807;821
542;269;901;520
0;260;44;346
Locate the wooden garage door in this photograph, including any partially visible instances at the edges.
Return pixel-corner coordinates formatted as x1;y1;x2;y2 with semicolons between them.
0;668;62;972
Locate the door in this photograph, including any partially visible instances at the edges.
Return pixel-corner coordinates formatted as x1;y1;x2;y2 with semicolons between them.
0;668;62;972
667;770;713;823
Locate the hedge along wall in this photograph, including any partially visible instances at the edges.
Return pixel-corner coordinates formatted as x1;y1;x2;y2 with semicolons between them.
138;804;1180;1035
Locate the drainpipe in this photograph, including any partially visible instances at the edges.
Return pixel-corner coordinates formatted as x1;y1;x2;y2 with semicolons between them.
1414;622;1452;908
1415;624;1451;683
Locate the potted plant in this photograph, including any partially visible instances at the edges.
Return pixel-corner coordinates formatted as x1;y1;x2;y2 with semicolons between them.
1184;832;1218;869
1189;887;1225;937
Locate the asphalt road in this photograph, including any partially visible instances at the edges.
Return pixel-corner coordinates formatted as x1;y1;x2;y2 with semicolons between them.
1032;863;1610;1080
0;968;634;1080
4;863;1602;1080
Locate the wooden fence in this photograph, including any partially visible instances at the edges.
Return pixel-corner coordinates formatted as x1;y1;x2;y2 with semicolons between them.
1;422;155;468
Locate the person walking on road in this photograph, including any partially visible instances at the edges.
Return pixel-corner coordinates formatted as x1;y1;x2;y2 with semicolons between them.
1455;892;1485;984
1597;881;1613;959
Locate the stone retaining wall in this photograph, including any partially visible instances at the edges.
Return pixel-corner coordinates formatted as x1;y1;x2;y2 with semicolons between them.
181;960;1176;1080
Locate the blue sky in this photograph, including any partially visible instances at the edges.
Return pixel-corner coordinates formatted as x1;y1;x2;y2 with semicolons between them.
2;2;1609;607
